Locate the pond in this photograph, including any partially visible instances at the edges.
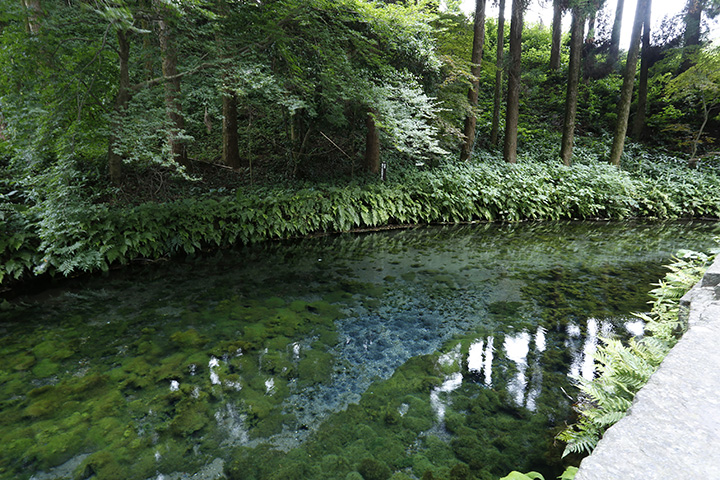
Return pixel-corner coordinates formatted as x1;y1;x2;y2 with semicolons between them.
1;220;719;480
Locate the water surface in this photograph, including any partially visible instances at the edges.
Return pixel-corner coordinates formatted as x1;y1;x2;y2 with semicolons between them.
1;220;718;480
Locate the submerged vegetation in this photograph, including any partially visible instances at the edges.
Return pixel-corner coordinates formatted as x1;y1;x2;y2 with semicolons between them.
3;222;717;480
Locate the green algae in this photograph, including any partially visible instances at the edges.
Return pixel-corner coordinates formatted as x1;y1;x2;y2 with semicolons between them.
31;358;59;378
297;348;334;386
2;221;719;480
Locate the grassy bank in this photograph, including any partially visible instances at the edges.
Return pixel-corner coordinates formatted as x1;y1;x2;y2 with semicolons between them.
2;147;720;289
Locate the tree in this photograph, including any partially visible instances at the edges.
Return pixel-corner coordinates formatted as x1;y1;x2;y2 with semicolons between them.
681;0;720;69
365;109;380;173
490;0;506;147
22;0;42;34
460;0;487;162
666;46;720;163
549;0;564;70
684;0;703;48
108;27;132;184
608;0;625;66
559;5;585;166
609;0;649;166
222;93;241;169
156;0;190;168
583;5;597;79
503;0;525;164
632;0;652;139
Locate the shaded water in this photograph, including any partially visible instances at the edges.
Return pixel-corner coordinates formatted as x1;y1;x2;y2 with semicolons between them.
1;221;718;480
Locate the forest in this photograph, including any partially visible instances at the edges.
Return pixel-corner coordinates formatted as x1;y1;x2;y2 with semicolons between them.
1;0;720;286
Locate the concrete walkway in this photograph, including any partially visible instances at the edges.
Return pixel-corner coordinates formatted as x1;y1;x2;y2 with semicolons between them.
574;258;720;480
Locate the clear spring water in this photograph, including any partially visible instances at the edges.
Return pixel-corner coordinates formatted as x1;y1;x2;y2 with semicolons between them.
1;220;718;480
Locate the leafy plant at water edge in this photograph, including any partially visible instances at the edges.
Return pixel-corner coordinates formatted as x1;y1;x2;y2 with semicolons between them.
500;466;578;480
557;251;715;456
2;147;720;288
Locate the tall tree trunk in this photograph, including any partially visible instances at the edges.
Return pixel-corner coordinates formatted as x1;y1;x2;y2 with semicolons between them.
460;0;487;162
365;110;380;174
609;0;648;166
549;0;563;71
684;0;703;47
559;7;585;166
490;0;506;147
108;29;131;184
222;93;241;168
608;0;625;66
22;0;42;34
681;0;703;70
216;0;242;169
586;11;596;44
583;10;597;79
157;7;189;168
632;0;652;139
503;0;523;164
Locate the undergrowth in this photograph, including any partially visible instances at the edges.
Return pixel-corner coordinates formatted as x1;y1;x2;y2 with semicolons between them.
2;143;720;288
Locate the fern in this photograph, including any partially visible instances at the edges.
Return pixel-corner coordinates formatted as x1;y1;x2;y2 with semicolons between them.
558;251;715;457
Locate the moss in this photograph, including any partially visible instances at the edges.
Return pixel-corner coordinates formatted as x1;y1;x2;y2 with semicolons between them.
358;458;392;480
170;328;207;348
449;463;472;480
389;474;413;480
370;438;405;470
137;339;162;357
423;435;453;467
320;454;352;478
260;351;294;378
252;413;287;437
401;272;416;282
186;351;210;370
289;300;309;312
297;348;334;386
87;417;124;446
155;438;193;472
266;309;302;336
243;323;269;347
487;301;523;317
155;352;188;380
264;296;286;308
76;451;123;480
33;438;75;470
411;455;435;478
33;339;74;361
307;300;343;320
169;393;209;437
24;395;61;418
92;389;125;421
2;377;26;397
316;328;339;347
13;353;35;371
32;358;59;378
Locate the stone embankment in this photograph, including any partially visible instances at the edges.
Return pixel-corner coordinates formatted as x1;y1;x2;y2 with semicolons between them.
574;258;720;480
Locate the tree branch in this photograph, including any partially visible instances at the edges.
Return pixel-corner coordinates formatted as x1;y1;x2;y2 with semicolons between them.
131;58;215;91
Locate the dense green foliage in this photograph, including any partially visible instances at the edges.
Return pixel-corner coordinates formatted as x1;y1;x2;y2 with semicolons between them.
557;250;716;456
1;0;719;292
2;138;720;287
